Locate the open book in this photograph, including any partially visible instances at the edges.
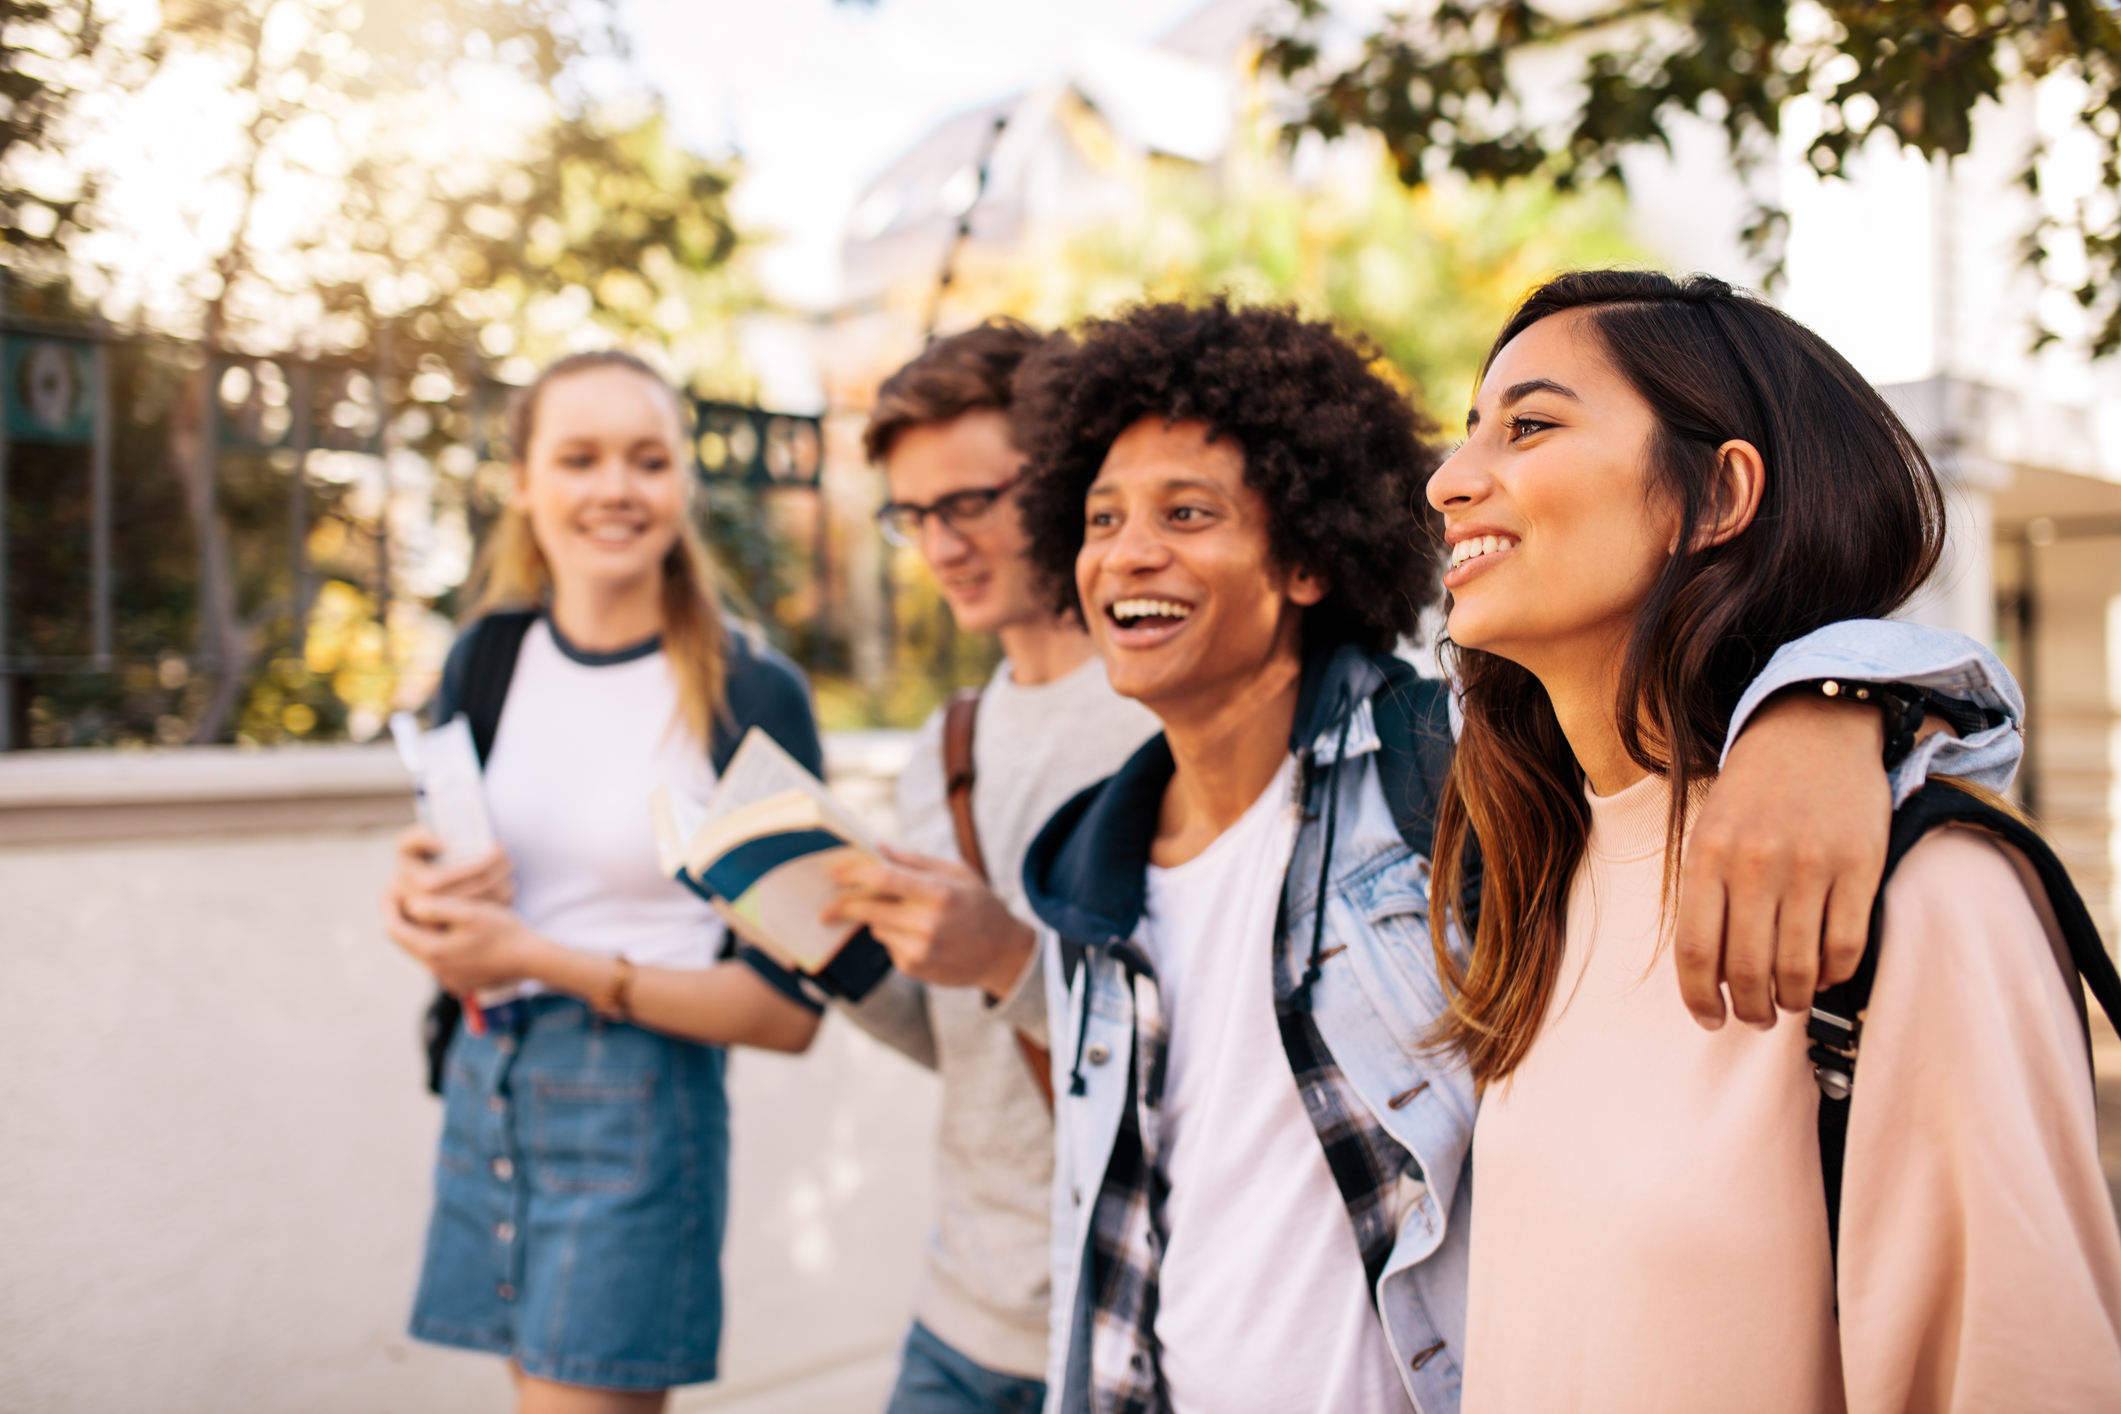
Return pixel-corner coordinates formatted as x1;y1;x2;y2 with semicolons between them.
651;727;879;974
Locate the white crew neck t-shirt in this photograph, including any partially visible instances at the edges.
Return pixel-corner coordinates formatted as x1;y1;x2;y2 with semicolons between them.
1141;755;1413;1414
482;619;726;983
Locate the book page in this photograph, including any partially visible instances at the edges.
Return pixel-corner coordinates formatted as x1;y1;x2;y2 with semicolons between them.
422;716;495;866
712;847;868;972
703;728;877;851
671;729;885;973
682;789;817;875
649;784;705;879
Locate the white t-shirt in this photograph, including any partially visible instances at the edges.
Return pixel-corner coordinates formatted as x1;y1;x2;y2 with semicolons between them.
482;620;726;978
850;652;1160;1378
1142;754;1413;1414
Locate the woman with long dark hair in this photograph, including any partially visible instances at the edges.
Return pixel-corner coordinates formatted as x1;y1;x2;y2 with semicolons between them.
1427;271;2121;1410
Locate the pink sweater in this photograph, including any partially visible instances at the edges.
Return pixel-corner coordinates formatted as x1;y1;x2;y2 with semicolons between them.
1464;775;2121;1413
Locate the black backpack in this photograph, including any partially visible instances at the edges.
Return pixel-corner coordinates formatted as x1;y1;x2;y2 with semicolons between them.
1809;782;2121;1261
1370;657;1484;927
416;610;888;1092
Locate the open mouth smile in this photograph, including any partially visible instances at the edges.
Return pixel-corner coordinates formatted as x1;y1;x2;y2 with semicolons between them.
1448;534;1517;569
1104;597;1193;643
1444;532;1518;588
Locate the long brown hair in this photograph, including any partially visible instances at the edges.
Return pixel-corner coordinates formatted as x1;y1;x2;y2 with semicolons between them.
1428;271;1945;1086
462;350;727;744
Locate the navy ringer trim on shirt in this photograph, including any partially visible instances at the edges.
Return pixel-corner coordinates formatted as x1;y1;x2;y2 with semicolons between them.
544;615;663;667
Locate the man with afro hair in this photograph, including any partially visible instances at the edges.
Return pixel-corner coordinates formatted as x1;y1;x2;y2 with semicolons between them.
1010;297;2018;1414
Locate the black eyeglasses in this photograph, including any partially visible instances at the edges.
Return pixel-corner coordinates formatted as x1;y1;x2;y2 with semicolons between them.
875;474;1022;547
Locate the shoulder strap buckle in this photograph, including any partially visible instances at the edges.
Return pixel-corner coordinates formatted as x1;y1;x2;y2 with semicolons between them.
1807;1005;1861;1102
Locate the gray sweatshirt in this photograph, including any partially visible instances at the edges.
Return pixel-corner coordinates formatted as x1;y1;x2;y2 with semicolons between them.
843;654;1159;1378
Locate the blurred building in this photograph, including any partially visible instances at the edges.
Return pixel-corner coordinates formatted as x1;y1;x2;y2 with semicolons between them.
1640;85;2121;950
833;3;1262;319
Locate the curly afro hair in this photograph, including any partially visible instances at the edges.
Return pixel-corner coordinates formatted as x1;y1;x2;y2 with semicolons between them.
1012;298;1444;654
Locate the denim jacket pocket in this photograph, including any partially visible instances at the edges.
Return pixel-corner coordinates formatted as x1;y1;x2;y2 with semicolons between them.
1349;867;1449;1025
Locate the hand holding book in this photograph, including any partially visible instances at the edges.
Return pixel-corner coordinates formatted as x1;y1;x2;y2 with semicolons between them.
822;846;1038;1002
389;711;514;1030
651;728;884;978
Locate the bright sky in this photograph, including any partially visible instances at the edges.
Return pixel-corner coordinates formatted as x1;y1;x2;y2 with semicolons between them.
620;0;1214;310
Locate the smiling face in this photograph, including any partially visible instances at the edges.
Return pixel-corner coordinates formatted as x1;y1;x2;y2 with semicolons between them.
1427;310;1679;679
1077;416;1324;716
513;364;688;600
883;408;1045;635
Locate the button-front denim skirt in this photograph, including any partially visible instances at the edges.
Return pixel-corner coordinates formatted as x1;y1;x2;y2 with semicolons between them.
409;994;729;1390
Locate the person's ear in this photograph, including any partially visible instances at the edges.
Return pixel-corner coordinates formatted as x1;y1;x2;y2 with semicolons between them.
508;461;532;515
1288;566;1329;608
1693;439;1765;551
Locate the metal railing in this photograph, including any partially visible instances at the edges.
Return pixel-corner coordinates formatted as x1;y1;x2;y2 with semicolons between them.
0;307;829;749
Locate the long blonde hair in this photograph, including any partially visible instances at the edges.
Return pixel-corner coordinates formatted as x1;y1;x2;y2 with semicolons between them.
462;350;727;744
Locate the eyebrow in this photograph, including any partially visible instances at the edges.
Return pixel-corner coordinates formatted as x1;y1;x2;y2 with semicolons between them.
1465;377;1582;432
1084;475;1231;498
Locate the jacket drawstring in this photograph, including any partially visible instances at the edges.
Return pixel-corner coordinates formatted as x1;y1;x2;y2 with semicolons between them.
1067;959;1095;1096
1294;687;1353;1011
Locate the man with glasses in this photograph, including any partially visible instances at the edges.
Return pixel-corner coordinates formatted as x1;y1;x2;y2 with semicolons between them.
823;319;1158;1414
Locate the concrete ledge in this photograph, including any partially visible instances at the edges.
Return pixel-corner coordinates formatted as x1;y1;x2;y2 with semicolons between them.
0;744;414;847
0;732;922;849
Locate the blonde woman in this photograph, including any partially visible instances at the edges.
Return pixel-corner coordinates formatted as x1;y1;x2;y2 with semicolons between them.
384;351;830;1414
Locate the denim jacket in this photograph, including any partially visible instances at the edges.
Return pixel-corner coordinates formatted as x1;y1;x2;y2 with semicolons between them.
1020;620;2023;1414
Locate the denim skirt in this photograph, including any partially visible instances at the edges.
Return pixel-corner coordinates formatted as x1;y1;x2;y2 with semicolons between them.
409;994;729;1390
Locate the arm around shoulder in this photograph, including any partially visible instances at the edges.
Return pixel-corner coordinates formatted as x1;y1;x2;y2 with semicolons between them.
1723;620;2024;801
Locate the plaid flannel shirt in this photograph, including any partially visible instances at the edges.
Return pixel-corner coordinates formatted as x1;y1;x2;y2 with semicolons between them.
1079;752;1422;1414
1083;955;1168;1414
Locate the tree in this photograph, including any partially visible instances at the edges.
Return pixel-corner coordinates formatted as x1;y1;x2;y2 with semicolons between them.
953;119;1642;420
1264;0;2121;356
108;2;751;742
0;1;108;265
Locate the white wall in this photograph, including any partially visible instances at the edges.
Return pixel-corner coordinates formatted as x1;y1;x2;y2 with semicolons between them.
0;740;936;1414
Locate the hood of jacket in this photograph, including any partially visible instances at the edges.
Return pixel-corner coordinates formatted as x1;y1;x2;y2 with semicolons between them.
1021;641;1398;949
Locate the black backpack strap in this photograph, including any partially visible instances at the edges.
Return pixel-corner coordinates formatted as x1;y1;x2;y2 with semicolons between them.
421;609;537;1095
709;617;826;776
1372;660;1454;863
1811;783;2121;1261
1372;659;1483;934
455;609;538;765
